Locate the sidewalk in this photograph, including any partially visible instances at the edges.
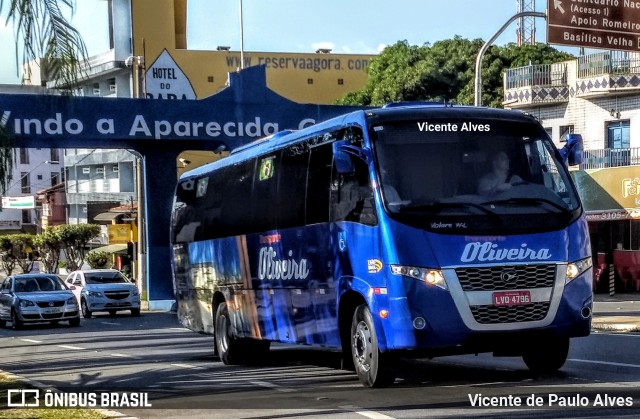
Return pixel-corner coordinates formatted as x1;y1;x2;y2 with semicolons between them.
592;293;640;332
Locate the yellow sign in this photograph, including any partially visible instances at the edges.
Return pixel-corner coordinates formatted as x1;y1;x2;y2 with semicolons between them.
108;224;133;244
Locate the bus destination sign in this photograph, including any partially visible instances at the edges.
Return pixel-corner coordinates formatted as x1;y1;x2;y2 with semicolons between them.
547;0;640;52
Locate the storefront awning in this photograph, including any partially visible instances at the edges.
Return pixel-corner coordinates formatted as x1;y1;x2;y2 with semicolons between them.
90;244;127;254
94;212;122;222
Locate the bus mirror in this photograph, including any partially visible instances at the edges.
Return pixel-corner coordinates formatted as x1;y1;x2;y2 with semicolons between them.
559;133;583;166
333;142;355;174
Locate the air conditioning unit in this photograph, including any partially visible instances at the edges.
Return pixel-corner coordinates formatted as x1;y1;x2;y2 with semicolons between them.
109;84;116;92
93;88;101;96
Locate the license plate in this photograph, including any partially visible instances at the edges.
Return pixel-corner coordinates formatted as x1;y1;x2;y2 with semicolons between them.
42;307;61;314
492;291;531;306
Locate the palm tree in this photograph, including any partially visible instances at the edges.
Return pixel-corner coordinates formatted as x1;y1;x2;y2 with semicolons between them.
0;0;89;194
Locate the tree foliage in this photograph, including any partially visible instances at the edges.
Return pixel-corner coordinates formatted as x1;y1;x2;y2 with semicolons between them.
1;0;89;90
338;37;574;108
0;224;101;274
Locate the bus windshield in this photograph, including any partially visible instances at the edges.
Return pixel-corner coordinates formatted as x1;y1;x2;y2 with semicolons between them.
370;117;582;234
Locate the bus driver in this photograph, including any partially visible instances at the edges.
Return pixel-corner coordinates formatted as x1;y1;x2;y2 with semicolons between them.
477;151;522;195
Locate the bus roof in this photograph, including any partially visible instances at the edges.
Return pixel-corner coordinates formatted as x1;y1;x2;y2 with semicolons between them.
179;104;537;180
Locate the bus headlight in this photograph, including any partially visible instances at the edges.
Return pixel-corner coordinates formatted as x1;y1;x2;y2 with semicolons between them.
566;257;592;283
390;265;448;290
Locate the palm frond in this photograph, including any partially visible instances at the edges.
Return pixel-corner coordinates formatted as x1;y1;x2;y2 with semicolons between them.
2;0;89;90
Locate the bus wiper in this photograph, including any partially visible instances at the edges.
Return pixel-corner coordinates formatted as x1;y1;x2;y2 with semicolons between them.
483;197;567;212
400;201;502;222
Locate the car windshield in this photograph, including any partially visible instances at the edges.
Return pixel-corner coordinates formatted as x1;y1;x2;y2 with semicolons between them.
371;116;582;234
14;276;66;292
84;272;129;284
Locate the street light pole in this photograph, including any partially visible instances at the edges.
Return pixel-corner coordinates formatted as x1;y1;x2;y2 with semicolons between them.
239;0;245;69
474;11;547;107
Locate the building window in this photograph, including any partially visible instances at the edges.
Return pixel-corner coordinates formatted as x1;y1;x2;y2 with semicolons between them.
96;167;105;174
51;172;60;186
208;76;214;82
21;172;30;194
113;166;119;172
559;125;574;142
19;148;29;164
50;149;60;163
22;210;31;224
607;120;630;149
82;167;90;174
338;78;344;85
307;78;314;84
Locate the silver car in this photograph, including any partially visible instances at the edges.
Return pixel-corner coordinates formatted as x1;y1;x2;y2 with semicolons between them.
0;274;81;329
66;269;141;318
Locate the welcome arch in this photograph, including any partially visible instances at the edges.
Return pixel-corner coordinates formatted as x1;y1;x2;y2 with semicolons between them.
0;66;365;307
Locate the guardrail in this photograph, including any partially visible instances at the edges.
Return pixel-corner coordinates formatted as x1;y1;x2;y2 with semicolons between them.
504;63;568;90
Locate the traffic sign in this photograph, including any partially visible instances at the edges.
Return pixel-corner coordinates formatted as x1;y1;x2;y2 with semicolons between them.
547;0;640;52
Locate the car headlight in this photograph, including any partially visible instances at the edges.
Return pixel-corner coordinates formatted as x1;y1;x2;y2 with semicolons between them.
390;265;448;290
18;299;35;308
566;257;593;283
85;291;104;298
66;296;78;306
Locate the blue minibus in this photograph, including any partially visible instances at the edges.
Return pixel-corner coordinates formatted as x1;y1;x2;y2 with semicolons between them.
170;104;592;387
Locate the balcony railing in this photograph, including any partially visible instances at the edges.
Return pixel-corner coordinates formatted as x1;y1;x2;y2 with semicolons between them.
504;63;568;90
578;51;640;78
579;148;640;169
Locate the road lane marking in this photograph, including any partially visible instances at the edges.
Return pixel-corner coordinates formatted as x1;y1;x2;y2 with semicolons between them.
250;380;296;393
100;322;121;325
20;338;42;343
110;353;134;358
57;345;85;350
171;363;202;369
568;358;640;369
339;405;396;419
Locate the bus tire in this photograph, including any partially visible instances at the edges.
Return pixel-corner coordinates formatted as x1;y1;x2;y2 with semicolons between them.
215;302;241;365
351;304;396;387
522;336;569;373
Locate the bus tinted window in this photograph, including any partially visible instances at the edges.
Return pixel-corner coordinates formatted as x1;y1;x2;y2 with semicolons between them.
306;141;333;224
221;159;255;236
277;145;309;229
252;153;279;232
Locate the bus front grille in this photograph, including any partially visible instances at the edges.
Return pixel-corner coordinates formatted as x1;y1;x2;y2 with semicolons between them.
456;264;556;291
470;302;550;324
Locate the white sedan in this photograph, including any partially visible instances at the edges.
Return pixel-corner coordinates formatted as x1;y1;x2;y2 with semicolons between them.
65;269;141;318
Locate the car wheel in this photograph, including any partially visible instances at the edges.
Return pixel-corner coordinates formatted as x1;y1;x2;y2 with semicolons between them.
69;317;81;327
131;308;141;316
350;304;396;388
11;310;23;330
81;299;92;318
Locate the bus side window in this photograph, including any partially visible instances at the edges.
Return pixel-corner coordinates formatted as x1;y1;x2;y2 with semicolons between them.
221;159;256;236
330;155;377;226
252;153;280;233
306;141;333;225
277;145;309;229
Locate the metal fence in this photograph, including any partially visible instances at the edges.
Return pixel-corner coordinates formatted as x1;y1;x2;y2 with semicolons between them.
579;148;640;169
578;51;640;78
504;63;568;90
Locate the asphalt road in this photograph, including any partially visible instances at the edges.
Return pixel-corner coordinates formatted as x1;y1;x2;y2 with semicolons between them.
1;310;640;418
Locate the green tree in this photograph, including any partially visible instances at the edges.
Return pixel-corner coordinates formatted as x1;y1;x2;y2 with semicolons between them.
338;37;574;109
0;0;89;194
86;250;110;269
0;234;37;274
33;228;64;273
52;224;101;271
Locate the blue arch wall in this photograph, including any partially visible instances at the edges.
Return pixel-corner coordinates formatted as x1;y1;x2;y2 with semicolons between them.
0;65;367;303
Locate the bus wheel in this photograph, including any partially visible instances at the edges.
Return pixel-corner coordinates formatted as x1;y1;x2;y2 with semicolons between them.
350;304;396;387
522;336;569;373
215;302;240;365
